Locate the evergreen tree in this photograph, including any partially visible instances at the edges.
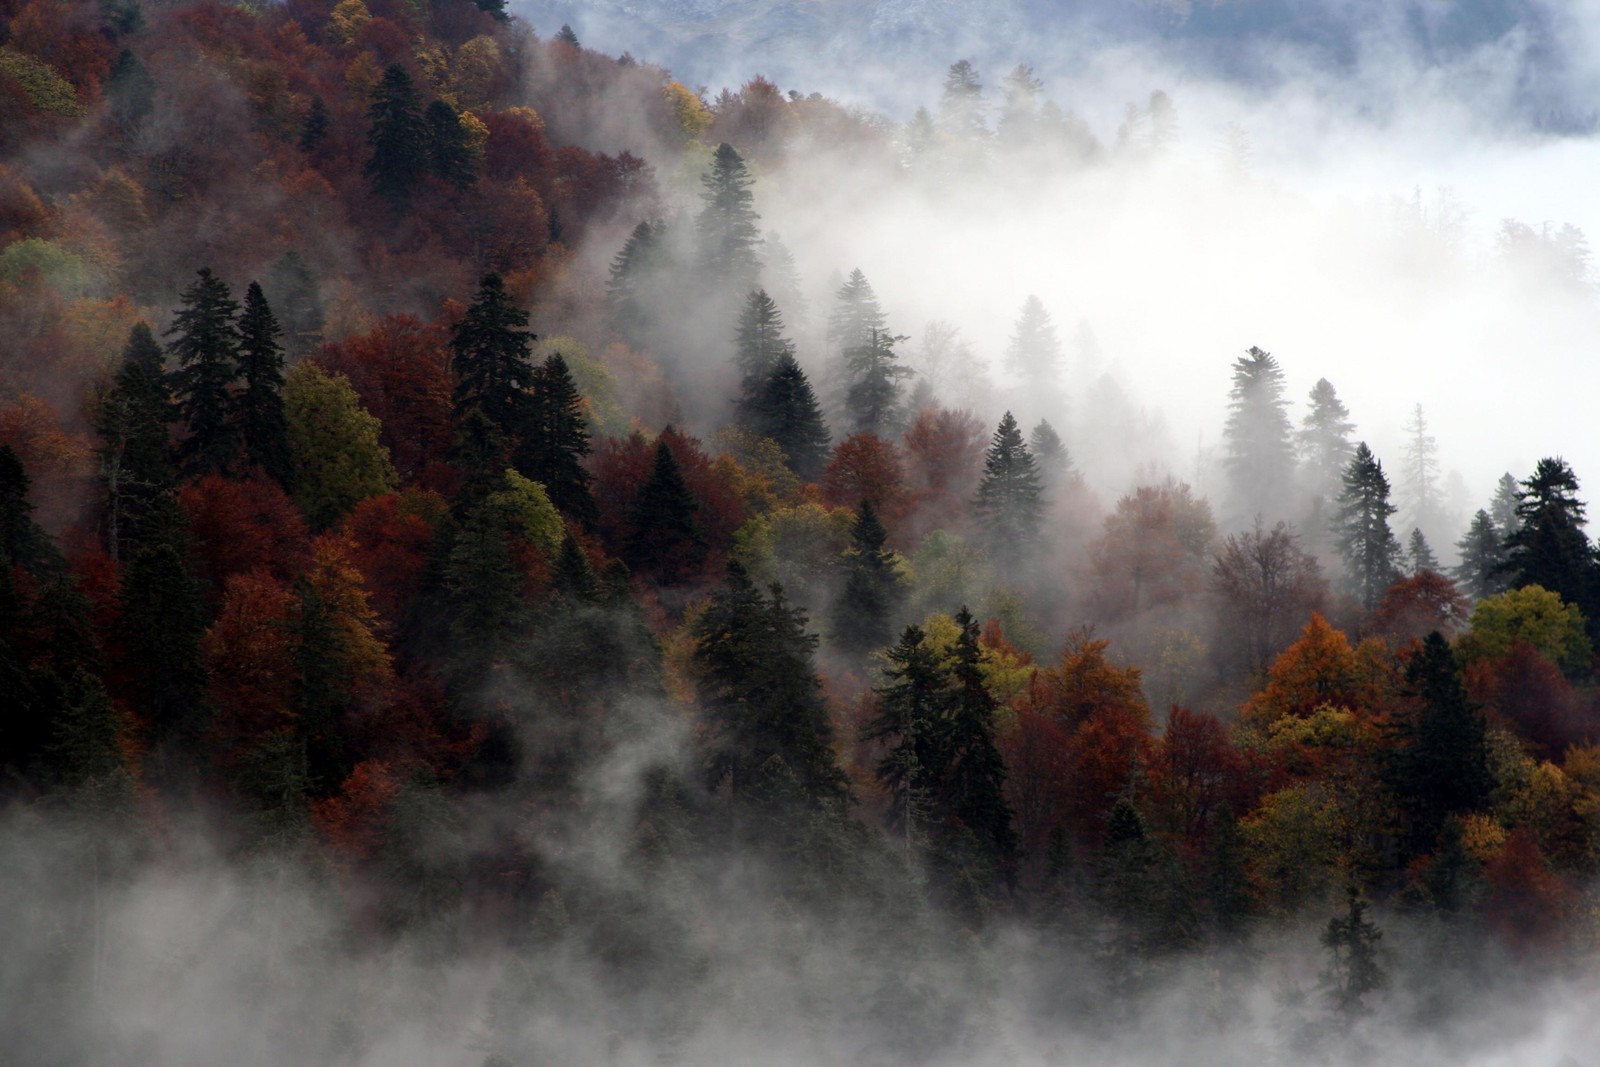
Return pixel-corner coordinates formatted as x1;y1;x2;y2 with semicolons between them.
1500;457;1599;628
264;251;325;357
1334;442;1400;612
363;63;430;205
106;48;155;135
1490;472;1520;536
1297;377;1355;508
752;353;830;481
940;59;988;139
761;230;807;328
1029;418;1071;486
426;99;478;191
861;625;945;849
826;268;887;360
1400;403;1444;537
605;219;666;343
95;323;174;562
117;543;209;773
1005;295;1062;396
1204;802;1253;939
695;143;762;292
298;95;330;155
831;500;905;654
1406;527;1439;575
1454;509;1506;601
1222;346;1295;525
555;23;580;46
0;445;56;574
1385;632;1492;851
693;562;848;807
449;409;510;519
1320;887;1386;1020
167;267;241;478
625;438;704;585
517;353;598;528
452;272;534;440
975;411;1044;574
236;282;292;487
732;289;795;423
943;607;1017;877
843;328;913;437
442;490;530;682
551;531;600;603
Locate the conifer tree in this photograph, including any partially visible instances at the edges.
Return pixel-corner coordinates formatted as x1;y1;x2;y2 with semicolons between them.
1385;632;1491;851
555;23;580;46
1297;377;1355;507
1406;527;1439;575
236;282;292;488
95;323;174;562
761;230;807;328
449;409;510;519
552;531;600;603
1029;418;1070;485
862;624;944;849
442;490;530;680
1222;346;1295;525
1500;457;1599;628
1334;442;1400;612
944;607;1017;876
452;272;534;441
117;543;209;772
1454;509;1506;601
695;143;762;292
1005;295;1062;396
363;63;430;205
694;562;848;808
298;95;330;155
844;328;913;437
625;438;705;585
264;251;325;357
1490;472;1520;535
831;500;905;654
753;353;830;481
107;48;155;135
606;219;666;343
827;268;887;361
0;447;57;579
975;411;1044;574
167;267;241;477
518;353;598;528
733;289;794;423
1400;403;1443;538
426;99;478;191
940;59;988;139
1320;888;1386;1020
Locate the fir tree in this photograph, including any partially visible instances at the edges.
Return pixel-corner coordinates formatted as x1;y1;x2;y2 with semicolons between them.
298;95;330;155
1490;472;1520;536
1029;418;1071;485
1385;632;1492;851
752;353;830;481
236;282;292;488
694;562;848;808
861;624;945;850
1297;377;1355;508
166;267;241;478
443;490;532;680
940;59;988;139
1406;527;1439;575
695;143;762;292
0;446;56;574
94;324;174;562
1320;887;1386;1020
363;63;430;205
975;411;1044;574
426;99;478;191
605;219;666;343
625;438;705;585
944;607;1017;877
1400;403;1443;538
831;500;905;654
1222;346;1295;525
826;268;887;360
1500;457;1599;628
732;289;795;423
555;23;580;46
843;328;913;437
1334;442;1400;612
1005;295;1062;396
517;353;598;528
264;251;324;356
117;543;209;773
551;531;600;603
452;272;534;441
1454;509;1506;601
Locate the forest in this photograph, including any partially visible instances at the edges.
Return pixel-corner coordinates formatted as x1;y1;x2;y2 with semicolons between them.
2;0;1600;1063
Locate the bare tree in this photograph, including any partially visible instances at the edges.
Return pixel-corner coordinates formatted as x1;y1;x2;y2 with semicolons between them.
1210;519;1327;677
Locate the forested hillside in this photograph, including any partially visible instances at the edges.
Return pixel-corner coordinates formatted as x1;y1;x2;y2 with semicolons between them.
2;0;1600;1063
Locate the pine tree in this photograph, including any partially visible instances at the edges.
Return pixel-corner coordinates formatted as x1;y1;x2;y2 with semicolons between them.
695;142;762;292
517;352;598;528
1297;377;1355;508
1454;509;1506;601
95;323;174;562
1334;442;1400;612
1400;403;1443;538
831;500;905;654
452;272;534;440
264;251;324;356
844;328;913;437
1500;457;1599;628
1005;295;1062;396
426;99;478;191
236;282;292;488
298;95;330;155
363;63;430;205
625;438;705;585
732;289;795;423
752;353;830;481
1385;632;1492;851
694;562;848;808
1222;346;1295;525
975;411;1044;574
1406;527;1439;575
944;607;1017;876
167;267;241;478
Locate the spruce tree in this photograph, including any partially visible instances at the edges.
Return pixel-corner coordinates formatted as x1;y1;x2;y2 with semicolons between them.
1454;509;1505;601
555;23;580;46
426;98;478;191
605;219;666;343
1005;294;1062;396
517;352;598;528
1297;377;1355;508
1490;472;1520;536
95;323;174;562
695;143;762;292
975;411;1044;575
363;63;430;205
1334;442;1400;612
1500;457;1599;629
1222;346;1295;525
452;272;534;441
693;562;848;808
843;328;913;437
1029;418;1070;485
1385;632;1491;851
831;500;905;654
1406;527;1439;575
0;446;57;574
753;353;830;481
827;268;887;363
625;438;704;585
944;607;1017;877
167;267;241;478
551;531;600;603
117;543;209;773
236;282;292;488
732;289;795;422
861;624;945;849
1320;888;1386;1020
1400;403;1443;538
443;490;532;680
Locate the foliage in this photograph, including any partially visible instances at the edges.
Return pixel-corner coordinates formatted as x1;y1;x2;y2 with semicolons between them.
285;362;398;530
1457;584;1591;674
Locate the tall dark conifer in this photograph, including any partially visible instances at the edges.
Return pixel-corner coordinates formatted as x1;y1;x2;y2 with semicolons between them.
1500;457;1599;629
95;323;174;562
167;267;241;478
426;99;478;191
1385;632;1491;852
236;282;292;488
733;289;794;421
831;500;905;654
363;63;430;205
517;353;597;528
264;251;325;356
1222;346;1295;525
695;143;762;292
1454;509;1505;601
1334;442;1400;613
975;411;1044;574
753;353;830;481
625;438;704;584
606;219;667;344
944;607;1017;876
844;328;913;437
452;272;534;441
117;543;209;775
862;624;945;848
